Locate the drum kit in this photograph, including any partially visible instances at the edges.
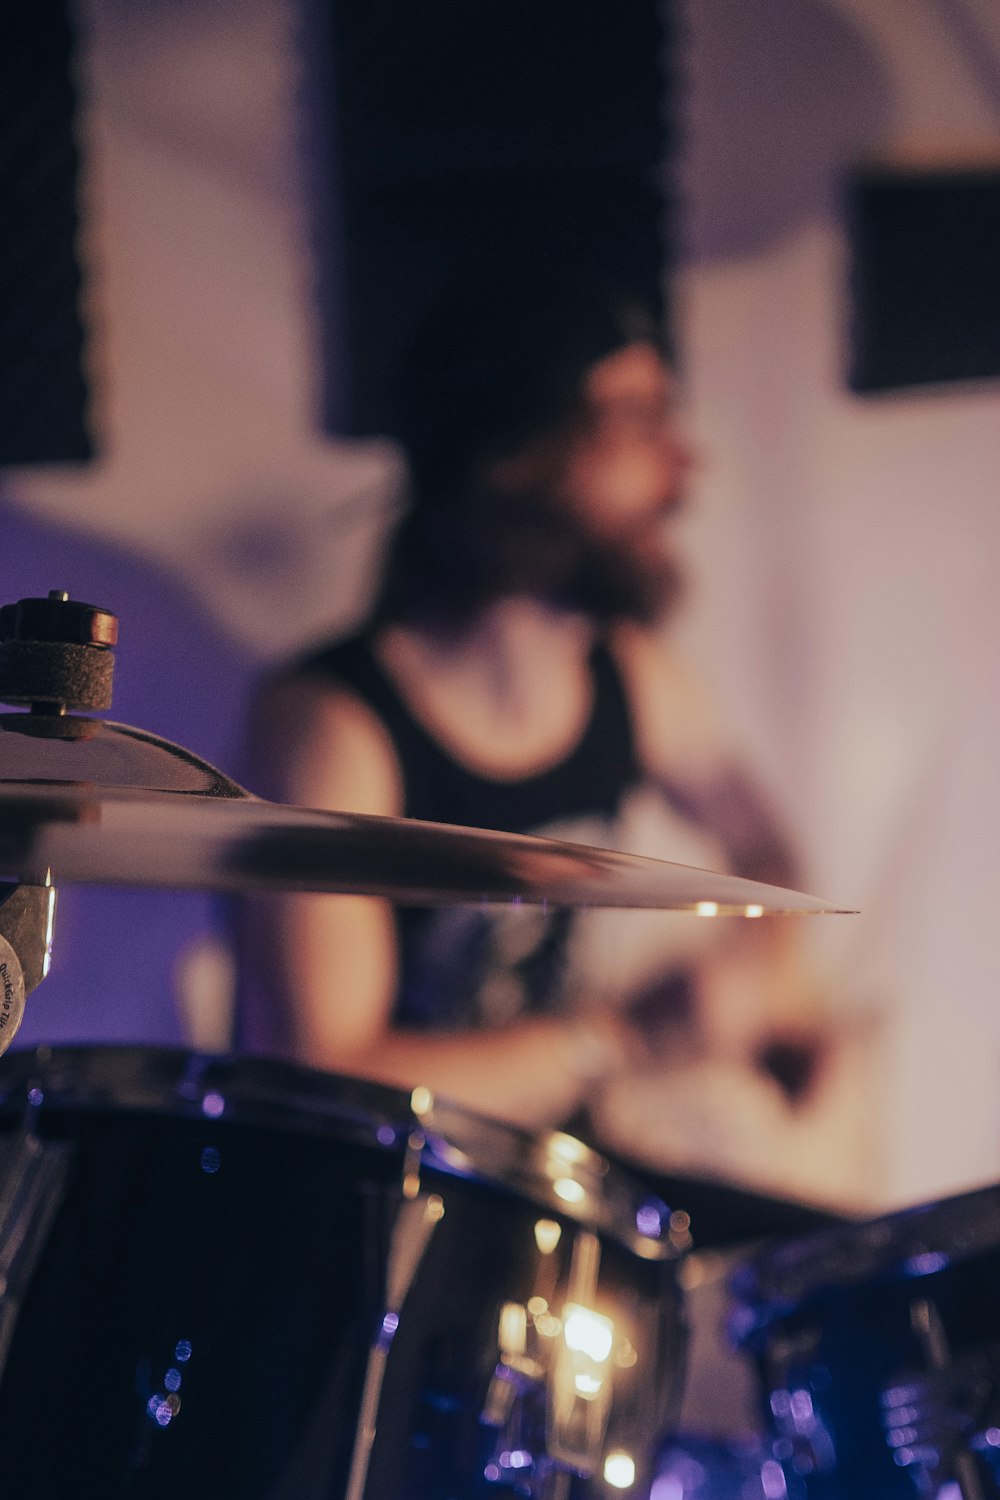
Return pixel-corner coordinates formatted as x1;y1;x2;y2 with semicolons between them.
0;591;995;1500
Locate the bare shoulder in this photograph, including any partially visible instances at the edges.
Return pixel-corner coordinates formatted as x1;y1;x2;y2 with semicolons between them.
610;623;734;784
243;667;404;816
611;625;798;878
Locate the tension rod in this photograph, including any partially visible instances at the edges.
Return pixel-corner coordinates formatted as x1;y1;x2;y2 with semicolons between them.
0;883;57;1055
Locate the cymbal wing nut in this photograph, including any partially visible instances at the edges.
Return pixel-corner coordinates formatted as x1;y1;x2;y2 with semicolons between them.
0;594;118;712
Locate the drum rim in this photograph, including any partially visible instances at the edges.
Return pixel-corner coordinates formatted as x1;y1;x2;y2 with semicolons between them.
0;1043;676;1261
733;1179;1000;1335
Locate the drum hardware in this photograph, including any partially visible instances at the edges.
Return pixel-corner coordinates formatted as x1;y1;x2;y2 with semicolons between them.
0;1126;73;1380
0;590;119;715
732;1183;1000;1499
0;592;857;1494
973;1423;1000;1487
0;589;123;1053
0;1046;686;1497
0;591;853;1060
387;1092;674;1498
651;1432;803;1498
479;1242;654;1495
479;1226;628;1488
878;1297;993;1500
345;1184;447;1500
549;1231;617;1475
0;883;55;1049
344;1104;452;1500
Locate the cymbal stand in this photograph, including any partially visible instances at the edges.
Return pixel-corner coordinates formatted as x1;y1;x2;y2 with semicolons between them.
0;590;118;1053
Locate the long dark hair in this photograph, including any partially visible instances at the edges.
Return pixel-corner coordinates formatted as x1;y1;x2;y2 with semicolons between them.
372;270;670;630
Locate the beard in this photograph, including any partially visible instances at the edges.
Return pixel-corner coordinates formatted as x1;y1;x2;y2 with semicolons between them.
459;485;686;628
375;477;686;631
550;515;686;626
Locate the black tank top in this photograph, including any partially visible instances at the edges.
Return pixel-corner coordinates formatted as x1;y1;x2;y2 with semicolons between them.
301;634;640;832
301;633;642;1028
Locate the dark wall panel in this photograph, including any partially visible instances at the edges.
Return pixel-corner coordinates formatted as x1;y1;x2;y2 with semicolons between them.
848;167;1000;394
312;0;675;436
0;2;93;464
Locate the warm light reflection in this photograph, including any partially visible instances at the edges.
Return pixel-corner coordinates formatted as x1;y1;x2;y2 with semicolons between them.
499;1302;527;1356
42;884;56;976
615;1339;638;1369
410;1085;433;1116
553;1177;586;1205
548;1132;589;1164
527;1295;549;1316
745;903;765;919
668;1209;693;1251
437;1142;472;1172
604;1452;636;1489
678;1254;707;1290
696;901;718;917
534;1217;563;1254
551;1302;616;1465
564;1304;613;1363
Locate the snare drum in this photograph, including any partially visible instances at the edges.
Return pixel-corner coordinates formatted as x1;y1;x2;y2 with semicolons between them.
732;1183;1000;1499
0;1046;684;1499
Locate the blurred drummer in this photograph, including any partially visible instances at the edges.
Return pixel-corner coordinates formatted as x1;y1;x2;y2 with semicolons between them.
237;271;869;1211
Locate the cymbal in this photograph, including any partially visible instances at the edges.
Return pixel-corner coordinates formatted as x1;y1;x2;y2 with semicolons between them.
0;709;853;910
0;780;852;913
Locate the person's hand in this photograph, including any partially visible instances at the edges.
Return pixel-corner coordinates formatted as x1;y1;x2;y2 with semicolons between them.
591;1052;799;1182
691;924;826;1065
560;1010;650;1083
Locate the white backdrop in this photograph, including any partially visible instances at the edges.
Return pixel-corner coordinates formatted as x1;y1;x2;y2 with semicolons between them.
4;0;1000;1209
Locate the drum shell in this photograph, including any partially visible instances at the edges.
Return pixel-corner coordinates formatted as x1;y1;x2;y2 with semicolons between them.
0;1046;684;1498
734;1185;1000;1500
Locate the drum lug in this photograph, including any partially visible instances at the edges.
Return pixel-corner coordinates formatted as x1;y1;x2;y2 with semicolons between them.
0;1128;73;1383
344;1185;446;1500
0;882;58;1055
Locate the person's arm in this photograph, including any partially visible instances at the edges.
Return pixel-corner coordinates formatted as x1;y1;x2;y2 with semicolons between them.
237;671;633;1128
612;624;828;1057
593;630;875;1206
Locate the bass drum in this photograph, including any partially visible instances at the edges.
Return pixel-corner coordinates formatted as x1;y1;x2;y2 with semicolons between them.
0;1046;685;1499
732;1182;1000;1499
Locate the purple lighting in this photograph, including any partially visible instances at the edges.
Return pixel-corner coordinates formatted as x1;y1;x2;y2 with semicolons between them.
904;1252;949;1278
636;1204;663;1237
499;1449;532;1470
